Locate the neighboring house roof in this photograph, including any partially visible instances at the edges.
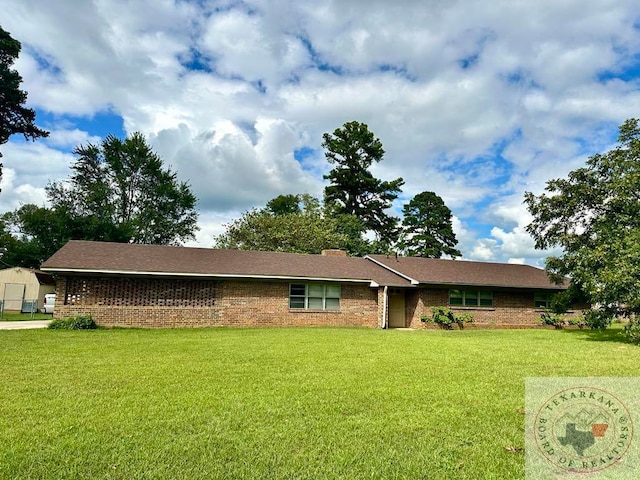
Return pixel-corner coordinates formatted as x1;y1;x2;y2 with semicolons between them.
367;255;567;290
41;240;412;287
41;240;565;291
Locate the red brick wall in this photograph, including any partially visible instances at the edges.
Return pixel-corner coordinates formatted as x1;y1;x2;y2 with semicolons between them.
405;287;582;328
54;276;222;328
54;275;379;328
216;280;379;327
52;275;580;329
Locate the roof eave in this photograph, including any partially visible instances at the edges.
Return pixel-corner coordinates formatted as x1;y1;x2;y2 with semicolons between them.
41;267;376;285
414;280;566;290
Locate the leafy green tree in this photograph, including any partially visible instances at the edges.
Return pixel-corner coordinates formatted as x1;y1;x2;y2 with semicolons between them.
331;213;372;257
0;26;49;187
524;118;640;327
265;194;302;216
216;194;355;254
1;203;132;268
47;132;198;245
0;221;43;269
322;121;404;249
399;191;461;258
1;206;74;268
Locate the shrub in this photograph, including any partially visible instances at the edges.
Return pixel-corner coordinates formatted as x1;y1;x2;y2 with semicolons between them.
583;310;613;330
48;316;97;330
422;307;474;329
624;320;640;345
566;316;587;329
539;311;565;328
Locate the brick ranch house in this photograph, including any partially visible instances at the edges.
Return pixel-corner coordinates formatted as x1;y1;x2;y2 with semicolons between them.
40;240;578;329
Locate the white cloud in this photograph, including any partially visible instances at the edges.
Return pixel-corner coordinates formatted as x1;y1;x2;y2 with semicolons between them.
1;142;74;191
470;239;499;261
149;118;321;212
490;226;538;257
45;129;102;148
1;0;639;265
200;10;310;85
185;210;239;248
0;168;48;213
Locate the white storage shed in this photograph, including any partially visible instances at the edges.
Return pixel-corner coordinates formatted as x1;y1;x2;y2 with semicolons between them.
0;267;56;313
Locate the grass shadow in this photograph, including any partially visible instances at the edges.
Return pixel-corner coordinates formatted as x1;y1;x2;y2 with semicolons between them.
559;325;632;344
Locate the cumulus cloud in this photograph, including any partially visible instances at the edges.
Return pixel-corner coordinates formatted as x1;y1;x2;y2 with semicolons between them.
0;168;47;213
199;9;310;85
185;210;239;248
2;0;640;265
1;142;74;192
45;129;102;148
470;239;499;262
149;118;321;212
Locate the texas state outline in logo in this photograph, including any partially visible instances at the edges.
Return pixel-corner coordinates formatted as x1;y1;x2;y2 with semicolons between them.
534;386;633;473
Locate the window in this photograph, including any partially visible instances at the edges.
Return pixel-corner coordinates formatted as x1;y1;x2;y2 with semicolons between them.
534;292;553;309
289;284;340;310
289;284;306;309
449;289;493;307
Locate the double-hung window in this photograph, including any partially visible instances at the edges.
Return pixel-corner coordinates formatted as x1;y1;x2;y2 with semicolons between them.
449;289;493;307
289;284;340;310
534;292;553;309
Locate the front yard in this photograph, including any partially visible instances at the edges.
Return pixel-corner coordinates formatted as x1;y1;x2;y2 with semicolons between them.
0;312;52;321
0;326;637;479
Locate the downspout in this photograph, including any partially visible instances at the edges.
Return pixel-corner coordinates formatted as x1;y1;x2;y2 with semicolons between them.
382;285;388;329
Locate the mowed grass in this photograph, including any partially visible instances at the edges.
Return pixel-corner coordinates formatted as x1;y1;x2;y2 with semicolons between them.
0;312;52;321
0;326;637;479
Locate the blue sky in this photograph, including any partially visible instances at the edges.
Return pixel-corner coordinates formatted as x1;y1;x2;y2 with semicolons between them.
2;0;640;266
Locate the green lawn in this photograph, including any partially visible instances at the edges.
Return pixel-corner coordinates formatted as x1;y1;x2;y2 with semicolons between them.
0;312;53;321
0;326;637;479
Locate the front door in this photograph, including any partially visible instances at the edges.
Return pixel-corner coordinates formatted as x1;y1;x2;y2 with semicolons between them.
388;289;405;328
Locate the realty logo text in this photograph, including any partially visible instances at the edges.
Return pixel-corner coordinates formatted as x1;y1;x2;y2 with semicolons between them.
534;386;633;474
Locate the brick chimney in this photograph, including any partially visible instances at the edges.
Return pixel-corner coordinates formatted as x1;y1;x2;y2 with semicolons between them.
321;249;347;257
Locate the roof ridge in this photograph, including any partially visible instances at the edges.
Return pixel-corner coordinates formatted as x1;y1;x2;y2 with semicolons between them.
41;241;562;289
364;255;419;285
41;240;414;287
63;240;368;259
371;253;544;269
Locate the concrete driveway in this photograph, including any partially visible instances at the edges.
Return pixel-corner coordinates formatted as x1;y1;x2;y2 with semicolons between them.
0;320;51;330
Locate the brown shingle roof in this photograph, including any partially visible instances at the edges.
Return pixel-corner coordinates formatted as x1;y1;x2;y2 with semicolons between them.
41;241;567;291
367;255;566;290
41;241;411;287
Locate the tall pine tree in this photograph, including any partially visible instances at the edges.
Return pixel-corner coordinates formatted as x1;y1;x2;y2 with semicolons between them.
0;26;49;189
399;191;460;258
322;121;404;250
